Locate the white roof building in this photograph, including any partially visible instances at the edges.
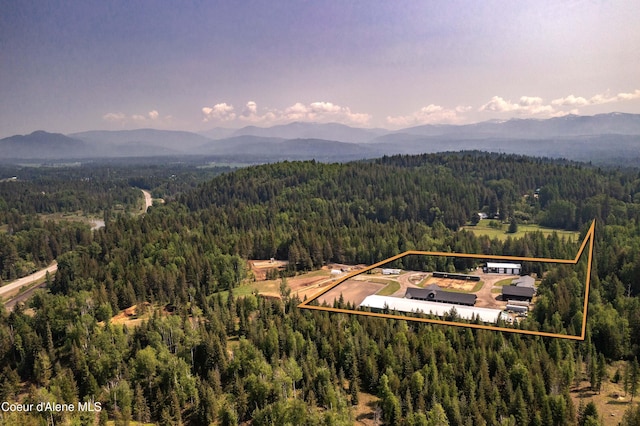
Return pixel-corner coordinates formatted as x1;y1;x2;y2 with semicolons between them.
358;295;503;323
485;262;521;274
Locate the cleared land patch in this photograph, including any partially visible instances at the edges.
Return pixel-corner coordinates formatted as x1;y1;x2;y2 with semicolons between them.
422;276;479;292
316;279;385;307
462;220;580;241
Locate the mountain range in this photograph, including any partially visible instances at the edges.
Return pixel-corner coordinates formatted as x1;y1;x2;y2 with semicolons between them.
1;113;639;165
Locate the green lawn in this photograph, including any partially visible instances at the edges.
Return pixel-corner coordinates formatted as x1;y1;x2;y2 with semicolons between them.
213;279;279;301
495;277;515;286
376;281;401;296
461;220;580;241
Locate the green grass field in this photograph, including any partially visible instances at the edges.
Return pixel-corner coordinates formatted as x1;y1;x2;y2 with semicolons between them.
462;220;580;241
495;278;515;286
376;281;401;296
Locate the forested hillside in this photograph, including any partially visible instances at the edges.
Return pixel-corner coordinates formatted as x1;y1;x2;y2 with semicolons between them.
1;153;640;425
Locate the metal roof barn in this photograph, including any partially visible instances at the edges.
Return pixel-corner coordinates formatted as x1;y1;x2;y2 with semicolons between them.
358;295;503;323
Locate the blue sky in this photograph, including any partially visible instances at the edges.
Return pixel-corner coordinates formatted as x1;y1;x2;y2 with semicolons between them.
1;0;639;137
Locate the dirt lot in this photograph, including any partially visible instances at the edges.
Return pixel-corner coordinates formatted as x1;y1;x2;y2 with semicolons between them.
290;274;336;300
315;278;385;307
249;259;289;280
422;276;478;291
101;303;155;328
249;262;366;300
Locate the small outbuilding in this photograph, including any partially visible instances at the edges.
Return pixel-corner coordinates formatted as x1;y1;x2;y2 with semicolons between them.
506;304;528;314
485;262;521;275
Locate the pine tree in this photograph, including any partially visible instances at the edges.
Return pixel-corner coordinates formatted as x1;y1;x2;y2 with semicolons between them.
630;357;639;402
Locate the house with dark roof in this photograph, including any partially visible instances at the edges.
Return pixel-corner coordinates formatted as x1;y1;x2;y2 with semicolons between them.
405;286;476;306
501;285;535;302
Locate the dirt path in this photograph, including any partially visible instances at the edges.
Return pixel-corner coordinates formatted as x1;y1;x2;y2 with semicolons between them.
392;272;427;297
473;268;516;308
141;189;153;212
0;262;57;299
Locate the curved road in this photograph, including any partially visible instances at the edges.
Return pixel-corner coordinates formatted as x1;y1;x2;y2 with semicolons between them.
2;189;151;310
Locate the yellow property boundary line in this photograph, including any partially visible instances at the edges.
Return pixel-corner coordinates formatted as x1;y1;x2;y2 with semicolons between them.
298;220;595;340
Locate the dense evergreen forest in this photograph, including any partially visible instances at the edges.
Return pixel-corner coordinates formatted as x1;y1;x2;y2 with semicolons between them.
0;163;231;282
1;152;640;425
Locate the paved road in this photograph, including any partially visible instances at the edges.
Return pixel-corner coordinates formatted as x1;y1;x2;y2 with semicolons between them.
0;262;57;299
4;282;47;311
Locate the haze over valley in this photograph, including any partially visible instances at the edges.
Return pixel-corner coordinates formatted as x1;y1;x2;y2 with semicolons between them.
2;112;640;166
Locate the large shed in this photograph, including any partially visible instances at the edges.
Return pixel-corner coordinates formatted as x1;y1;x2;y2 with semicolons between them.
359;295;502;323
501;286;535;302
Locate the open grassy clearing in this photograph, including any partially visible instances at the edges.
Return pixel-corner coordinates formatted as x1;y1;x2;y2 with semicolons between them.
495;277;515;286
38;211;101;227
569;362;639;425
462;220;580;241
376;281;401;296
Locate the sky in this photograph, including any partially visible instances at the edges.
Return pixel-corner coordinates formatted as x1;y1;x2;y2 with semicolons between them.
1;0;639;137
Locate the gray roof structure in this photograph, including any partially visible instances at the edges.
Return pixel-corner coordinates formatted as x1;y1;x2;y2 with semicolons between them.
512;275;535;288
405;286;476;306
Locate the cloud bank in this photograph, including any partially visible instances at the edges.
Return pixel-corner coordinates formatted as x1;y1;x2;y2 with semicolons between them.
102;110;170;125
479;89;640;119
202;101;371;126
386;104;471;127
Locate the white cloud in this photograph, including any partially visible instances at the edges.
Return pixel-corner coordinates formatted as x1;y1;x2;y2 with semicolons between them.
479;96;554;115
518;96;544;107
480;88;640;119
102;112;126;122
102;110;169;125
386;104;469;127
205;101;371;126
552;89;640;107
551;95;589;107
617;89;640;101
202;103;236;122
